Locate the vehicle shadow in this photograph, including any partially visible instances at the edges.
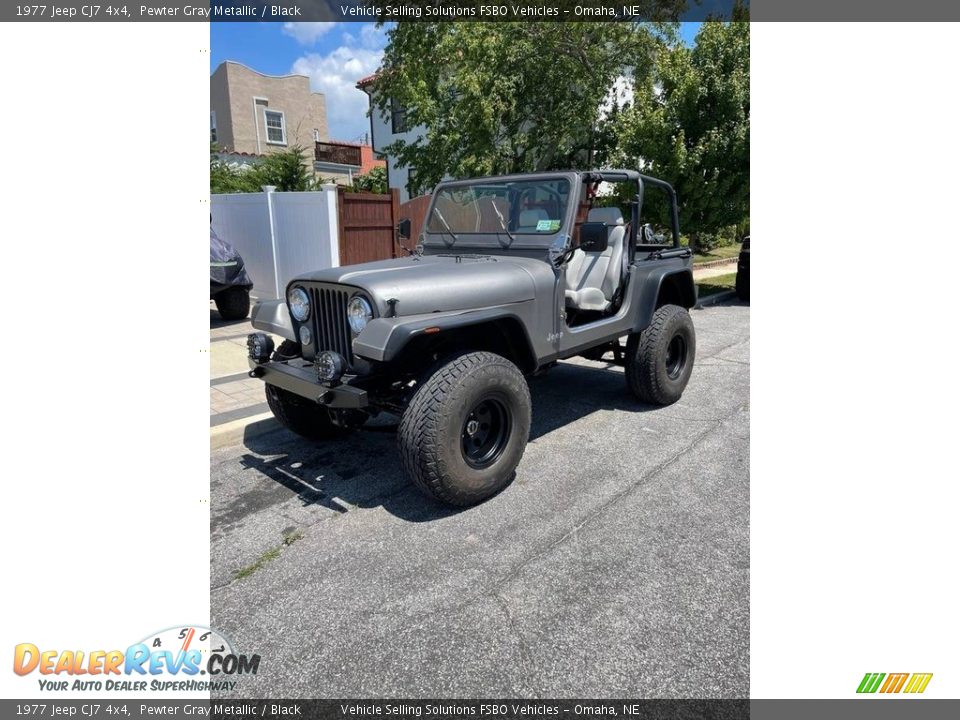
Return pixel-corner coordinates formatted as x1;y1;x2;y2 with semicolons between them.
236;359;655;524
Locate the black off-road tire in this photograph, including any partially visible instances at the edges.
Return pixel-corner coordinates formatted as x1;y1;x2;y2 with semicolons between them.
215;286;250;320
398;351;532;507
735;269;750;301
265;384;350;441
626;304;696;406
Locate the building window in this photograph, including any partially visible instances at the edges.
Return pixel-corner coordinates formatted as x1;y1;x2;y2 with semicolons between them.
406;167;419;197
264;109;286;145
210;111;217;144
391;98;408;134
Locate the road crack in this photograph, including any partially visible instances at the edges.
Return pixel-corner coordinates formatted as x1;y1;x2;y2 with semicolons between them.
493;594;539;696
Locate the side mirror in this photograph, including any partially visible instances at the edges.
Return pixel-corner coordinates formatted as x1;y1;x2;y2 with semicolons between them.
579;222;609;253
397;218;412;240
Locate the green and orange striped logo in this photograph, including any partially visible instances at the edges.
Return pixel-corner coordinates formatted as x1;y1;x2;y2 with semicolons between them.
857;672;933;694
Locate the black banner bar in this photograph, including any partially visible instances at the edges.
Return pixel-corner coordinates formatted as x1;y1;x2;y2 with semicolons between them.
7;0;960;23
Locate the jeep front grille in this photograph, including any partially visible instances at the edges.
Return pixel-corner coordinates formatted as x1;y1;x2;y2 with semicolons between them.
308;286;353;364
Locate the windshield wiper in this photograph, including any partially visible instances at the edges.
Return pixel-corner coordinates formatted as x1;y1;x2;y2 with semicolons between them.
432;208;459;248
491;202;517;246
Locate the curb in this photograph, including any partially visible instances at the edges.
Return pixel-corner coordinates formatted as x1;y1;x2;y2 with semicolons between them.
693;257;739;270
210;411;280;451
695;289;737;309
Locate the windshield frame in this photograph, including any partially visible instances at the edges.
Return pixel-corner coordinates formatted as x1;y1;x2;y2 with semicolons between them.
422;172;580;250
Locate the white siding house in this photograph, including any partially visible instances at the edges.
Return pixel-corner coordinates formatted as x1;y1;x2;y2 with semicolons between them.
357;74;426;202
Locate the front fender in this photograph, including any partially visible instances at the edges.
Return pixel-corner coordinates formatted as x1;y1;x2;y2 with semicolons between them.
353;307;532;364
250;299;295;341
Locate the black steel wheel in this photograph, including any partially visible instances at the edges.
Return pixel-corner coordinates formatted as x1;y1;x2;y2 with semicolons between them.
461;397;512;469
665;334;688;380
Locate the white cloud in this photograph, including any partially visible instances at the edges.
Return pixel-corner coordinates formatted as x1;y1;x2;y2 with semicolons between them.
282;22;337;45
340;23;386;50
291;26;386;143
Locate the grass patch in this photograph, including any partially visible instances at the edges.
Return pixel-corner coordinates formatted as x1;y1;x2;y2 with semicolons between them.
283;530;304;546
233;529;304;580
234;547;281;580
693;243;741;266
697;272;737;297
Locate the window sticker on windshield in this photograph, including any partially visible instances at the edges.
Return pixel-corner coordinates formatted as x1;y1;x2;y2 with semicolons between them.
536;219;561;232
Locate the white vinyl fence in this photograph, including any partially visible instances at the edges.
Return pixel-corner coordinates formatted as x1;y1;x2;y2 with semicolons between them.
211;185;340;300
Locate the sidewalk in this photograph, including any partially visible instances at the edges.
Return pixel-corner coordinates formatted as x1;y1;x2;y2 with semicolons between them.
692;259;738;281
209;305;278;429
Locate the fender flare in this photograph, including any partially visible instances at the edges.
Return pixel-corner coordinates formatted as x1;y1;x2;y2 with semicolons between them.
353;307;538;372
632;267;697;332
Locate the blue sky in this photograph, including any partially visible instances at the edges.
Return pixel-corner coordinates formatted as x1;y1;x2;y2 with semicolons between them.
211;22;703;143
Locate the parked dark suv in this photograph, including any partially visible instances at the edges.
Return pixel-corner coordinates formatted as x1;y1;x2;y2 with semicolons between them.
736;235;750;301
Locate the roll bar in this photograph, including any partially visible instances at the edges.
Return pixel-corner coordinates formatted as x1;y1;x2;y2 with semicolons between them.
584;170;682;248
638;174;682;248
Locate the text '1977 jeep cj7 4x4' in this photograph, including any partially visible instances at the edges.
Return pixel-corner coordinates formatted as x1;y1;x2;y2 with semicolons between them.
246;170;697;506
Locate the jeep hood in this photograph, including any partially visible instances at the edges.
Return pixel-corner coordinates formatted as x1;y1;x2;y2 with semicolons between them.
297;255;538;316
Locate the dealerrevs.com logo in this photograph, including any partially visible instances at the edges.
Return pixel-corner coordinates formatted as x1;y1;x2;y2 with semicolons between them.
857;672;933;694
13;625;260;692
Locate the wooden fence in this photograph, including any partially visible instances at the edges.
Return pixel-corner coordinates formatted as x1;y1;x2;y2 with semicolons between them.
337;187;401;265
398;194;433;246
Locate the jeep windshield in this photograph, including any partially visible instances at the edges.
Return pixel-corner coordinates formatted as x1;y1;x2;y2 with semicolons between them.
426;178;572;242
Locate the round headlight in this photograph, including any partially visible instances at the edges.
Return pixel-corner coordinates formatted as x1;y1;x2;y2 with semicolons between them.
288;287;310;322
347;296;373;334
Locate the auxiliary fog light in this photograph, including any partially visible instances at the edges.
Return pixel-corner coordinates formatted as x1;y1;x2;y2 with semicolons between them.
315;351;347;383
247;333;274;363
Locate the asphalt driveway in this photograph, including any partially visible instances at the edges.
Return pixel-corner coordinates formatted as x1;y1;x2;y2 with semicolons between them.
210;301;749;698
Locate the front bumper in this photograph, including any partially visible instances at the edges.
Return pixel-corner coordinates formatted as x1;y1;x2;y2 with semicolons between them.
248;359;369;409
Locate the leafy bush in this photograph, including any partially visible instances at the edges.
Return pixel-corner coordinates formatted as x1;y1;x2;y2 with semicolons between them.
210;145;313;194
349;166;387;194
689;226;741;253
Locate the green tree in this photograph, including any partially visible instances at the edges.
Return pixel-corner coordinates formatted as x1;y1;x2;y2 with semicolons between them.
371;21;676;188
350;165;388;194
255;145;312;191
615;16;749;249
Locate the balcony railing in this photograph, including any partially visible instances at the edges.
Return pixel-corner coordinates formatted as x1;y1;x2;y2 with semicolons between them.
314;142;361;167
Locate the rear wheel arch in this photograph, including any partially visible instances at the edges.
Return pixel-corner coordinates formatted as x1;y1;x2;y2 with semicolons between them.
632;268;697;334
655;270;697;309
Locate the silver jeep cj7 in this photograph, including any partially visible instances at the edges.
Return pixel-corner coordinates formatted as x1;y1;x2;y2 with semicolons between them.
246;170;697;506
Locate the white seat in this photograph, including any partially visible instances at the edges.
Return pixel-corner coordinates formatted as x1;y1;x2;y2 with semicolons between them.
564;207;626;312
